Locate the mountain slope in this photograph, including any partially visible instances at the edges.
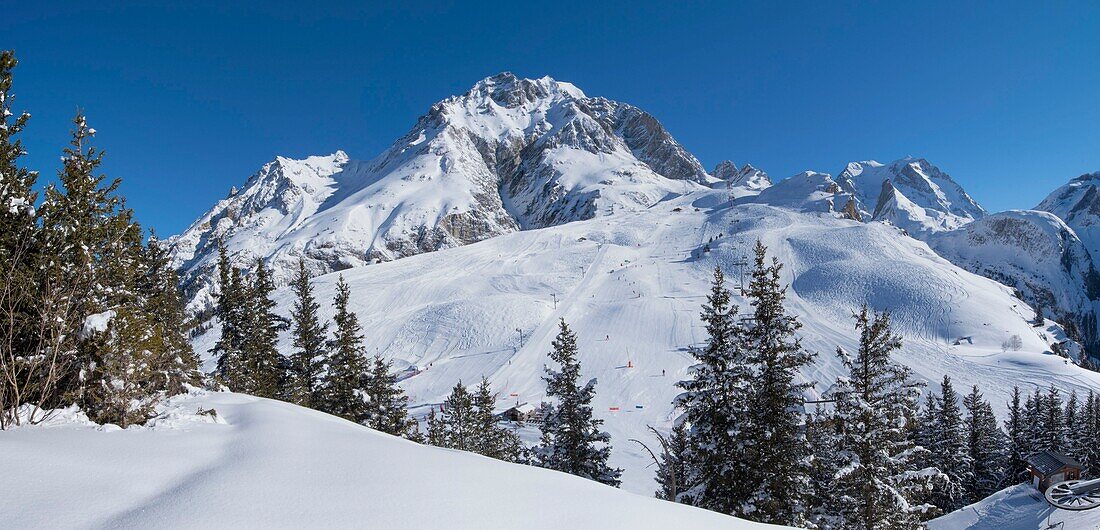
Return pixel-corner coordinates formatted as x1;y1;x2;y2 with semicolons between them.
0;390;777;529
189;186;1100;494
837;157;986;237
928;210;1100;352
168;73;708;311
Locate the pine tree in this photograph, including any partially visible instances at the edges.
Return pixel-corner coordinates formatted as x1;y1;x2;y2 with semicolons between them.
470;377;524;462
1065;390;1080;458
1040;386;1065;452
740;240;815;525
1004;386;1030;483
363;355;416;437
239;260;284;398
287;259;326;408
210;244;246;387
1079;392;1100;476
436;381;476;451
827;307;938;529
321;275;368;422
0;50;50;427
963;385;1006;502
805;406;842;528
927;375;972;512
536;318;622;487
138;234;201;395
674;265;750;512
654;423;691;502
426;407;446;447
37;113;124;407
1023;387;1043;455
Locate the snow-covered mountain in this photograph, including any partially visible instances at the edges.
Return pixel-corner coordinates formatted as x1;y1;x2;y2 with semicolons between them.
168;73;709;311
740;170;861;220
165;72;1100;500
929;210;1100;351
836;157;986;238
712;160;771;192
1036;171;1100;260
186;183;1097;494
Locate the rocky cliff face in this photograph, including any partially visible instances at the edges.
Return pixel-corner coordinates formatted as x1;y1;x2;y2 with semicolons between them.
168;73;709;311
1036;171;1100;260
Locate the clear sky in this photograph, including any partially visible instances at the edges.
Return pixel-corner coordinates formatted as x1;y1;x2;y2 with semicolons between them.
5;1;1100;236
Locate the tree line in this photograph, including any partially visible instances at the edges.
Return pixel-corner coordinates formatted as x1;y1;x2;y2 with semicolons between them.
210;253;418;438
0;51;200;428
656;241;1100;529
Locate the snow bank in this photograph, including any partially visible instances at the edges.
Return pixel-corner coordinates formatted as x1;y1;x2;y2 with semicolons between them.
929;483;1100;530
0;391;781;529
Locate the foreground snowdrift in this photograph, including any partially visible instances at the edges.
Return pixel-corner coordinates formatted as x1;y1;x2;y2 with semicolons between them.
929;483;1100;530
0;391;778;529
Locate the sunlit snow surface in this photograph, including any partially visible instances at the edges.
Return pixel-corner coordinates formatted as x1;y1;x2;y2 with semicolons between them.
929;483;1100;530
0;391;781;529
188;187;1100;495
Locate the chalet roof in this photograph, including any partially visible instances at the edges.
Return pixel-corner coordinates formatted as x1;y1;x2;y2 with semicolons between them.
1026;450;1083;475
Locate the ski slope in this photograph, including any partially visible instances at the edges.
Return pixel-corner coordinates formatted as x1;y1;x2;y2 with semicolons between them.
0;391;778;529
929;483;1100;530
192;187;1100;495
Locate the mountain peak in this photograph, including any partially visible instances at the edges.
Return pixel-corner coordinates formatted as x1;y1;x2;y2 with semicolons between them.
464;72;584;108
836;156;984;238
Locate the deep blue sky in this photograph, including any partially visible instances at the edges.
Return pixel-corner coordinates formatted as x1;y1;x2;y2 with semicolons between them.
5;1;1099;235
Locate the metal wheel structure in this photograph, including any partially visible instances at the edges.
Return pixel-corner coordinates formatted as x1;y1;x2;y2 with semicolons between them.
1045;478;1100;511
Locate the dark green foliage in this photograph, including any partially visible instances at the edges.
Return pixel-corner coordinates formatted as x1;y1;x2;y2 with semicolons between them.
363;355;417;437
0;60;208;427
824;307;937;529
321;275;368;422
536;318;622;487
1003;386;1029;483
924;376;972;512
741;240;815;525
674;265;750;512
963;385;1006;502
288;259;326;407
654;423;690;502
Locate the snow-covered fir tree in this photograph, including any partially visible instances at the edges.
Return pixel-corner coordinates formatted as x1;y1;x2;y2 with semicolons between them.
288;259;327;408
136;234;201;396
363;355;417;437
210;244;246;386
1039;385;1066;453
470;377;524;462
740;240;815;525
654;423;690;502
925;375;972;512
963;385;1006;502
674;265;751;513
536;318;622;487
321;275;368;422
1065;390;1080;457
1078;391;1100;476
826;307;938;529
0;50;48;427
431;381;476;451
1003;386;1030;483
805;405;842;528
239;260;285;399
